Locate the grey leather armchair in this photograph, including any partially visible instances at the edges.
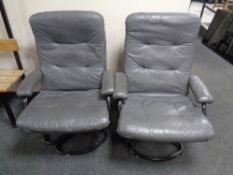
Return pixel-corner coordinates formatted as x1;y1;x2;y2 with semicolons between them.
114;13;214;161
16;11;114;155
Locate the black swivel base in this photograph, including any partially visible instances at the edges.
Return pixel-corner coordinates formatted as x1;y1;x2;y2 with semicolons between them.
128;141;183;161
42;130;107;155
42;134;58;145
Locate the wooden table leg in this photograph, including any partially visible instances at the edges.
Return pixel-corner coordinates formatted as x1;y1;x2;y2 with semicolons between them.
224;0;229;10
0;94;16;128
213;0;219;9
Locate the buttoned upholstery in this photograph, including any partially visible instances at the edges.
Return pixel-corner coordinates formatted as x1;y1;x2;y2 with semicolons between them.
125;13;200;94
30;11;106;90
116;13;214;143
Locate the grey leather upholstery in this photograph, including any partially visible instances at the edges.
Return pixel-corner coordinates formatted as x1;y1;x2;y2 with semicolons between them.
17;70;42;97
17;11;111;133
189;75;214;104
117;93;214;142
101;70;115;96
125;13;200;94
117;13;214;143
30;11;106;90
113;73;128;100
17;90;109;132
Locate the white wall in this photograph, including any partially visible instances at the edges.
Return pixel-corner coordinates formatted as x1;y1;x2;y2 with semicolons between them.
0;0;190;74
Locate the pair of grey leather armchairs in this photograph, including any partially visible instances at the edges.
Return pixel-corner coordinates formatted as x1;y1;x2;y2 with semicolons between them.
16;11;214;161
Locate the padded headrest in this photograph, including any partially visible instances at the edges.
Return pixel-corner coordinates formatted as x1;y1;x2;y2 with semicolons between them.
126;13;200;45
30;11;105;44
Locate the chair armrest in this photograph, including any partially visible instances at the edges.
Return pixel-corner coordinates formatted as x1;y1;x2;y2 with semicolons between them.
189;75;214;104
113;72;128;101
101;70;115;97
17;70;42;97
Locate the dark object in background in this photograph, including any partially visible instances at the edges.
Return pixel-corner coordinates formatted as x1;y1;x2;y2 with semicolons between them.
218;24;233;56
203;9;233;57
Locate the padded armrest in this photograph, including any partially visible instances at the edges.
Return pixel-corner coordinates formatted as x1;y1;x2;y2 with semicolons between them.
189;75;214;104
113;72;128;100
17;70;42;97
101;70;114;96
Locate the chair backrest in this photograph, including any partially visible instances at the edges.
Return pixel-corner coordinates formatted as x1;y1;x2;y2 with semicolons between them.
125;13;200;95
30;11;106;90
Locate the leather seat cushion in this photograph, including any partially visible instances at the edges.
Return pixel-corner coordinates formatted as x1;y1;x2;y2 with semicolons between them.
17;89;109;133
117;93;214;142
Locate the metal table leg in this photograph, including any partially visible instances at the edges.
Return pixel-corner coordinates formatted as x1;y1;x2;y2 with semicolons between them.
0;94;16;128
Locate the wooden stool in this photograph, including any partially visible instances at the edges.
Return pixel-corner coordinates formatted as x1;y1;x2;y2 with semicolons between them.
0;70;24;127
0;0;24;127
0;39;23;128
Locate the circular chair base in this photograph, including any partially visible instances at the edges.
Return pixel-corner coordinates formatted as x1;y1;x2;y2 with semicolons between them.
55;130;107;155
129;141;183;161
